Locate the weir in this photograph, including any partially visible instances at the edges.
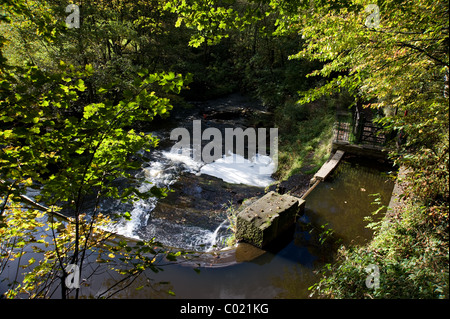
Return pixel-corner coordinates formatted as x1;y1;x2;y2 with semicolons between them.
235;151;345;249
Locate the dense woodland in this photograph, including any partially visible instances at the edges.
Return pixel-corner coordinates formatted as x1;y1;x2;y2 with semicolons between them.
0;0;448;299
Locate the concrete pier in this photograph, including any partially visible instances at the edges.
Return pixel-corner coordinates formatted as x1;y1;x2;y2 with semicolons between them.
235;191;305;249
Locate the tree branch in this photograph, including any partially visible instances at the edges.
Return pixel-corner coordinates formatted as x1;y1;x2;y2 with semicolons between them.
397;41;448;67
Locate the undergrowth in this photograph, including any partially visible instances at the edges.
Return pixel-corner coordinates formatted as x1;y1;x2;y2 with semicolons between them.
274;94;350;181
309;197;449;299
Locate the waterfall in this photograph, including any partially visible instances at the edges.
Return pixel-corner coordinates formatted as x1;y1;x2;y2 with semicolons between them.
105;146;272;251
206;219;231;252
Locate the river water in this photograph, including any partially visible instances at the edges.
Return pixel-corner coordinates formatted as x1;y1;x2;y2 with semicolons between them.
76;151;394;299
88;92;396;298
0;94;395;298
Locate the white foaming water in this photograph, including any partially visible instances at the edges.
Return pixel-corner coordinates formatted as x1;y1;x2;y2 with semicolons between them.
105;153;179;239
200;153;275;187
161;149;203;173
141;218;232;252
207;219;231;251
114;200;153;239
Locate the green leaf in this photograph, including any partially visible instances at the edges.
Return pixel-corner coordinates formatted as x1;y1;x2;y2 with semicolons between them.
85;64;94;74
74;79;86;91
97;87;108;94
123;212;131;221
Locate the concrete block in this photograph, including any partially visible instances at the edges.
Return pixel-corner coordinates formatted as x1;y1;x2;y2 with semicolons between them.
235;191;305;248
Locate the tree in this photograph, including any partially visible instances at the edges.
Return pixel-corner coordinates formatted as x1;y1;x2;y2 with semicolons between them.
287;0;449;208
281;0;448;298
1;0;190;298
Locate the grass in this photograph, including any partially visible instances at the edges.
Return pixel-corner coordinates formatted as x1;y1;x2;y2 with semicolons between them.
274;97;338;181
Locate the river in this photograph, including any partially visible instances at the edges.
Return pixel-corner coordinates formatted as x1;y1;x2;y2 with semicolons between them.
100;93;276;251
0;93;395;299
86;94;395;298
